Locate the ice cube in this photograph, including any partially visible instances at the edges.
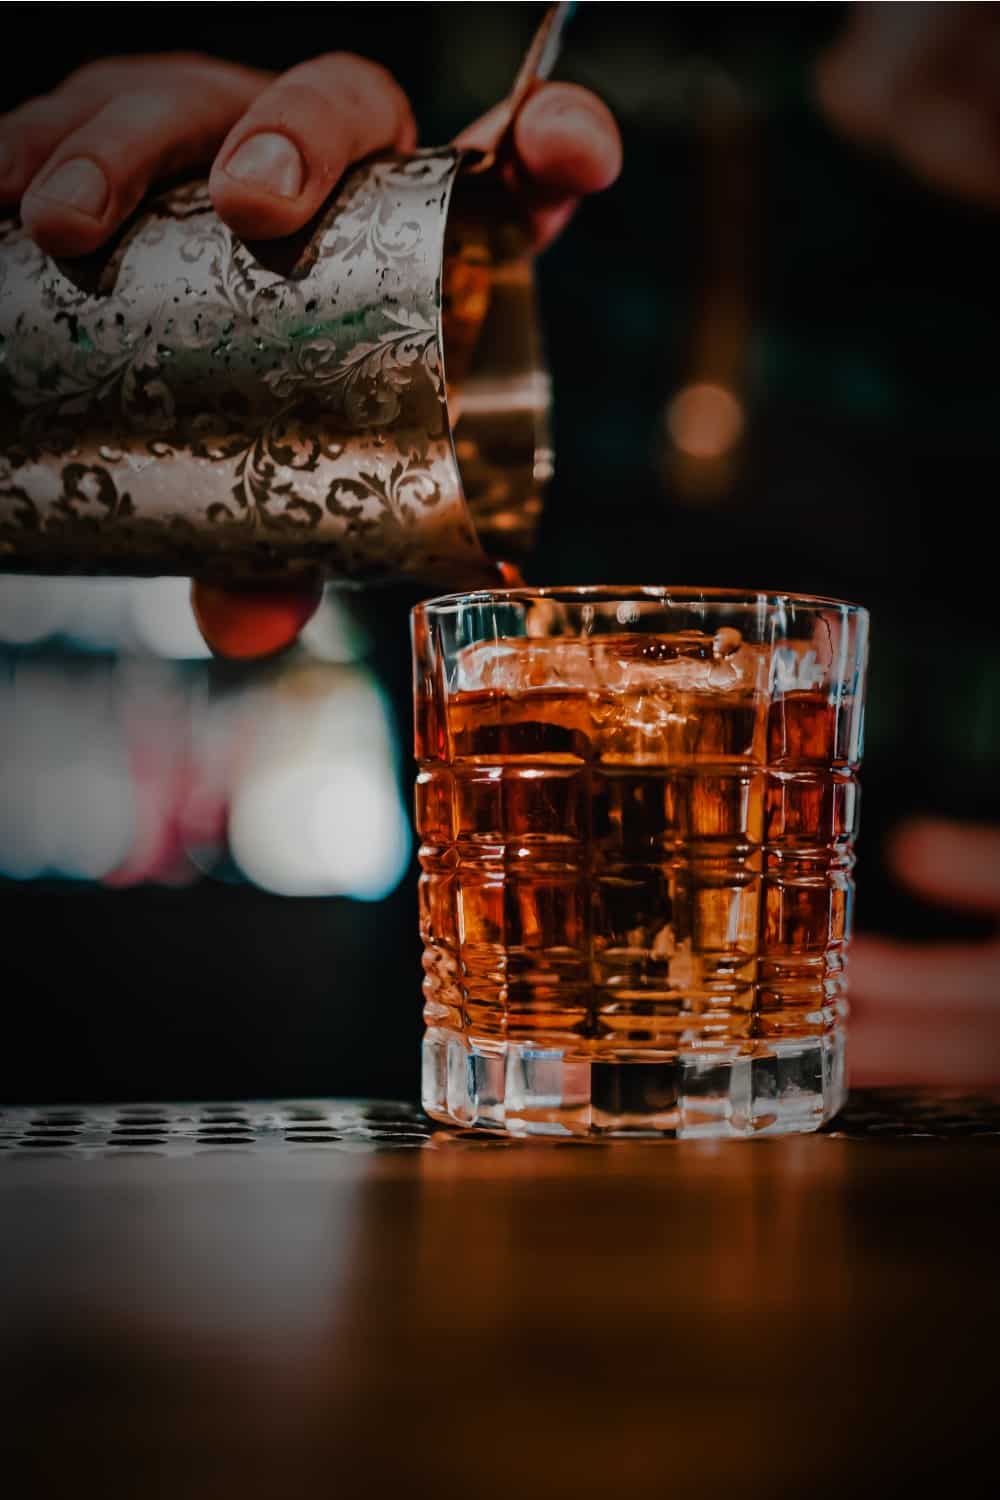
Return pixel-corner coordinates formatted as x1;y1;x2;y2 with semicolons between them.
769;643;826;692
590;633;769;763
452;630;767;701
452;636;605;693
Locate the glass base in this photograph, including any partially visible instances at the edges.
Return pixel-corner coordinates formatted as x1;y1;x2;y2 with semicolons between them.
422;1026;847;1139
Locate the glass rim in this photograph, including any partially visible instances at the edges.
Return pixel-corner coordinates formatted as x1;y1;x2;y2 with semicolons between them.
414;584;869;620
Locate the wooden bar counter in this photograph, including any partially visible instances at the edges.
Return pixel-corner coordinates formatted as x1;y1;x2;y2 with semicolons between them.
2;1093;998;1499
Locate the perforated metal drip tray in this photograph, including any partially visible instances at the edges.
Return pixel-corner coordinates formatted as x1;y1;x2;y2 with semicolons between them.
0;1101;433;1158
1;1092;999;1157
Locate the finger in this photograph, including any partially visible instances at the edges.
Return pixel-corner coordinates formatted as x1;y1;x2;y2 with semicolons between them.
0;89;111;205
849;1010;1000;1087
1;54;248;201
209;53;416;241
813;2;947;145
191;578;324;661
886;818;1000;914
815;2;1000;206
457;82;622;251
514;83;623;196
887;92;1000;209
20;60;266;258
849;934;1000;1013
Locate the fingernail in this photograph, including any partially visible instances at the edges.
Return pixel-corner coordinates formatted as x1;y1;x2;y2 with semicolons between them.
530;88;619;141
32;158;109;217
560;107;615;150
224;133;304;198
530;102;622;183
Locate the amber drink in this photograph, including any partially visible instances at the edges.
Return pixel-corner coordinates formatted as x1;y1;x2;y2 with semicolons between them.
413;588;869;1137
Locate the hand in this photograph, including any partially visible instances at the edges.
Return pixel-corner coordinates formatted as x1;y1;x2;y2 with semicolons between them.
816;2;1000;207
0;51;621;656
849;819;1000;1087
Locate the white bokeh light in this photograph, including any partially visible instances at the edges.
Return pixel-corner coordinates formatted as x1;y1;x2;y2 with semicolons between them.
229;754;410;900
128;577;212;660
0;575;214;659
0;576;72;646
0;618;411;897
0;663;135;880
57;578;135;653
227;665;411;901
42;759;136;880
313;761;412;900
229;759;341;897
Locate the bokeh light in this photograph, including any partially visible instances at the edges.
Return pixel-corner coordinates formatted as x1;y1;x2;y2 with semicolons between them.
128;578;213;660
666;381;745;460
0;577;411;901
228;664;412;900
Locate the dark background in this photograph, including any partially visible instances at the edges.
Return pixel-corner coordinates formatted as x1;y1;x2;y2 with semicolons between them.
3;3;999;1104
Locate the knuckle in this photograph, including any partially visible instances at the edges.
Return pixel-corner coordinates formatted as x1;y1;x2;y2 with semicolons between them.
326;51;402;89
285;51;409;116
62;57;122;92
152;50;219;70
1;94;67;141
61;52;230;103
66;83;229;175
244;77;340;139
67;51;212;84
103;87;187;133
158;53;273;97
49;93;174;175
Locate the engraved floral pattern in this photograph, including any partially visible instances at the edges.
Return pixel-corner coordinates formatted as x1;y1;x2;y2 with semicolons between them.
0;148;484;581
52;463;134;525
317;153;455;269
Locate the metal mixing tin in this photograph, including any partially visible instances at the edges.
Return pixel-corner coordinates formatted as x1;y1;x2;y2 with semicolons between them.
0;146;549;586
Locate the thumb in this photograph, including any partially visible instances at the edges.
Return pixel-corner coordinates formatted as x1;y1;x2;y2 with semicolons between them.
886;817;1000;915
454;81;621;251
